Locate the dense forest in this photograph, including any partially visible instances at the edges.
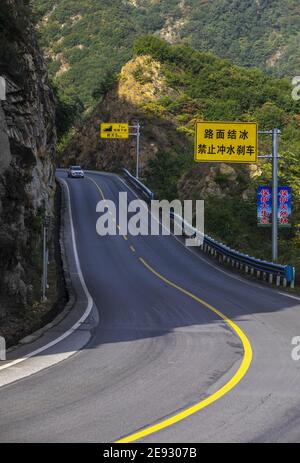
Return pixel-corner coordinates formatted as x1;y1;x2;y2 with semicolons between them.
33;0;300;111
183;0;300;77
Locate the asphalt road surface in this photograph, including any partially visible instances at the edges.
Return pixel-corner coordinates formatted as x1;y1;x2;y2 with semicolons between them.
0;171;300;443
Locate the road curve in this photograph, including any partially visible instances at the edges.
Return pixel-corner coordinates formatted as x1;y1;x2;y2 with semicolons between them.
0;171;300;443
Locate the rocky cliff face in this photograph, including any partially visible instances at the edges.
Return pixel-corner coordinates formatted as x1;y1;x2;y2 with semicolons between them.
62;55;189;173
0;1;56;319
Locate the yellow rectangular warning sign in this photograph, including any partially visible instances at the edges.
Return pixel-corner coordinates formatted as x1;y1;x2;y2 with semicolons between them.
100;123;129;139
195;121;258;163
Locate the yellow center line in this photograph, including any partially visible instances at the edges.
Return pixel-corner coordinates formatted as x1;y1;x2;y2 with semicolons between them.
87;175;129;242
116;257;253;443
86;175;105;200
87;172;252;443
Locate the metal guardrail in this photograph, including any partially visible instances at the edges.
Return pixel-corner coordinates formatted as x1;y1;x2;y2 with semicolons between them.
123;168;155;200
202;234;295;288
122;169;296;288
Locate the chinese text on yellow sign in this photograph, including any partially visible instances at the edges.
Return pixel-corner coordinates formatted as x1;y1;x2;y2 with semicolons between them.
195;121;258;163
100;123;129;139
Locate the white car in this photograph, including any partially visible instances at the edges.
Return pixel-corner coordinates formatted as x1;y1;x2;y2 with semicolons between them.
68;166;85;178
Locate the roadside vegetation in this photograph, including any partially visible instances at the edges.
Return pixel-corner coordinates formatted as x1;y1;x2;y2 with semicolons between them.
133;37;300;280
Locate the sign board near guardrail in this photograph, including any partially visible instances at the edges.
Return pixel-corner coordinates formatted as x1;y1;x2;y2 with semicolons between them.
195;121;258;163
100;123;129;139
257;186;292;227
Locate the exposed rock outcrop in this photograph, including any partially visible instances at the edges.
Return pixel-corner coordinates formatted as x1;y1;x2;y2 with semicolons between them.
0;1;56;319
62;55;188;173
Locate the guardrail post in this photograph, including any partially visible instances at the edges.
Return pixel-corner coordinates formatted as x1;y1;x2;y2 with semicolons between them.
269;274;273;284
283;278;287;287
291;280;295;289
257;270;261;278
276;275;281;286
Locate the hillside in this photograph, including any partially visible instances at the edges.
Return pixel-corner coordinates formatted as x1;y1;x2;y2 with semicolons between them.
181;0;300;77
62;37;300;280
33;0;300;109
0;1;59;345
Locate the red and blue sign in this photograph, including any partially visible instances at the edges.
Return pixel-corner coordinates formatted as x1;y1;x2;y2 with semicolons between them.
257;186;272;226
278;186;292;227
257;186;292;227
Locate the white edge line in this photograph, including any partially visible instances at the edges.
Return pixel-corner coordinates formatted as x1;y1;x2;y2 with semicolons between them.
115;174;300;303
0;178;94;372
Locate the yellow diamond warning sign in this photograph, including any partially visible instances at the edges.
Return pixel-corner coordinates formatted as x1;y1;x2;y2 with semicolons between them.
195;121;258;163
100;123;129;139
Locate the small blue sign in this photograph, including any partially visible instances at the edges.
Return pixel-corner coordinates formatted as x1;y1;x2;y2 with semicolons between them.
278;186;292;227
257;186;272;226
257;186;292;227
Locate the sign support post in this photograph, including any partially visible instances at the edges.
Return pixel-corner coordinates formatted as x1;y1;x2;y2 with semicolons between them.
194;122;284;263
136;122;141;180
100;122;141;180
272;128;279;262
258;128;281;262
129;122;141;180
